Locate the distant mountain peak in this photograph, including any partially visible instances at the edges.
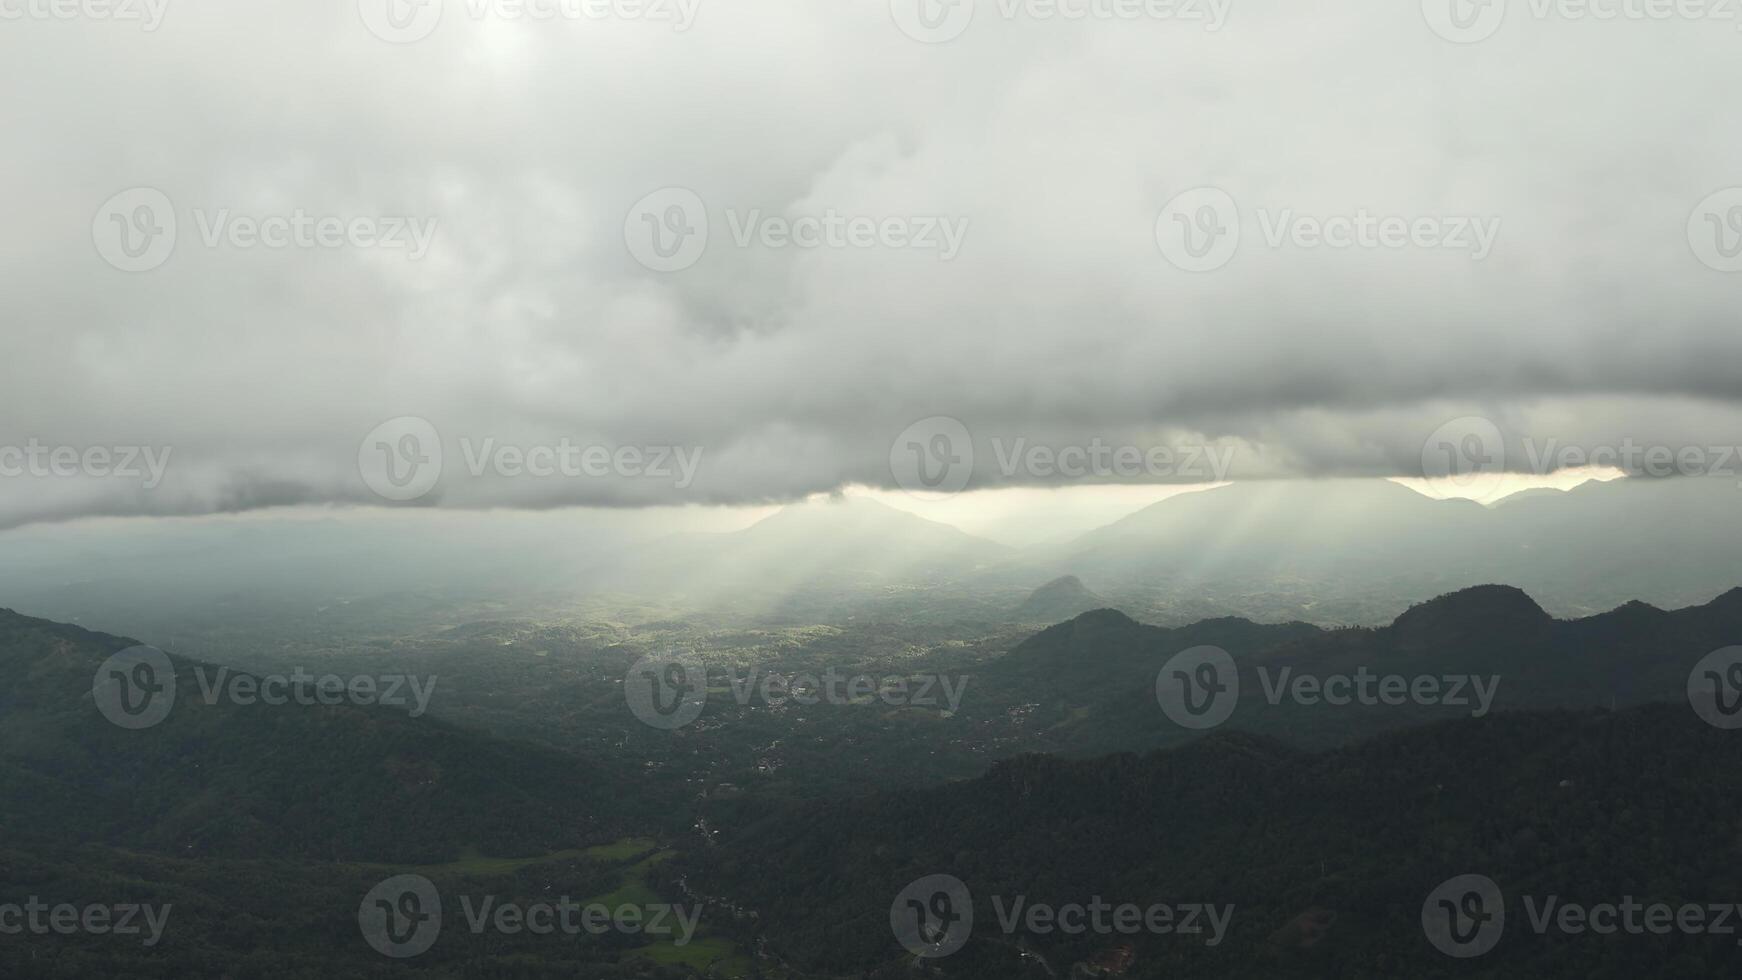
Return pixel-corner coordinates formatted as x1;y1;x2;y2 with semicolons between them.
1015;575;1108;622
1068;607;1140;630
1706;586;1742;611
1391;585;1551;638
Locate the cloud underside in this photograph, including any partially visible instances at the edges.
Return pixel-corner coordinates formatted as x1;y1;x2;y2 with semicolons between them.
2;1;1740;529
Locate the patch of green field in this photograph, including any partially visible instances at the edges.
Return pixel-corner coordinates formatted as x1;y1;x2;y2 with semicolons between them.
357;845;595;875
358;838;759;975
635;935;755;976
1048;704;1093;730
358;837;659;876
581;848;675;907
582;837;659;861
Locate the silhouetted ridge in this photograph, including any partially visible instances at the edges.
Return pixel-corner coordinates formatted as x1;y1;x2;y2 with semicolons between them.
1705;586;1742;614
1390;584;1550;640
1067;606;1140;630
1598;598;1671;626
1015;575;1107;621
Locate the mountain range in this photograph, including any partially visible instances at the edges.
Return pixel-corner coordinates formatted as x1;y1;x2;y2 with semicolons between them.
6;476;1741;638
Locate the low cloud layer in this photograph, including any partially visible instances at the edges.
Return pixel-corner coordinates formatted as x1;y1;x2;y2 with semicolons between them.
3;0;1741;529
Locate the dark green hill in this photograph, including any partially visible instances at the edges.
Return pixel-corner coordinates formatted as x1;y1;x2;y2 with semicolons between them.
1013;575;1109;622
685;703;1742;978
0;607;657;863
963;585;1742;755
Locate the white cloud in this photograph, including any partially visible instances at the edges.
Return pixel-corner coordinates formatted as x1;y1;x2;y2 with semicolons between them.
2;0;1739;528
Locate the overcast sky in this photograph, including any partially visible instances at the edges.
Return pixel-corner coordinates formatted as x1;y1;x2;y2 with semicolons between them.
3;0;1741;530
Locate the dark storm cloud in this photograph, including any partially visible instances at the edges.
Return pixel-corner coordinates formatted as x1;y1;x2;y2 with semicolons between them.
3;0;1742;528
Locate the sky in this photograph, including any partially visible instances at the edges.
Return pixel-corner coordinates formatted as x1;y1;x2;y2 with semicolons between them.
3;0;1740;533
